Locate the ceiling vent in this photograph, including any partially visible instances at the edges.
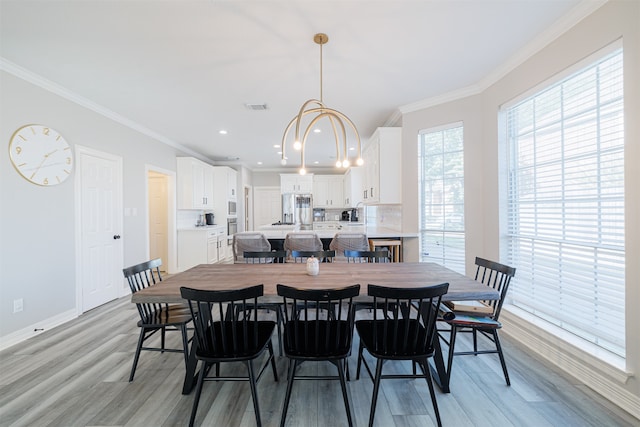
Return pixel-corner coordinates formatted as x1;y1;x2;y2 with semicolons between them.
245;103;268;111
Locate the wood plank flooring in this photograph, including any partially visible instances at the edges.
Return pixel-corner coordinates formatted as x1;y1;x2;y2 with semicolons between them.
0;296;637;427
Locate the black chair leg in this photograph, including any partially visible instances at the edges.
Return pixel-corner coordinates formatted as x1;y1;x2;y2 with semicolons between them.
336;359;353;427
473;328;478;354
280;360;298;427
189;361;208;427
492;330;511;386
246;360;262;427
368;359;385;427
129;328;146;382
275;306;284;356
356;341;364;380
161;326;166;352
420;359;442;427
446;325;458;381
268;340;279;381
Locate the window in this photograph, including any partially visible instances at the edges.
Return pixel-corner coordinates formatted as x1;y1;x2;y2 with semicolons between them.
418;124;465;274
504;48;625;358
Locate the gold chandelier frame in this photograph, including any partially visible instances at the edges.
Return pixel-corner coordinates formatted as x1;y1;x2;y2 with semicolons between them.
281;33;363;174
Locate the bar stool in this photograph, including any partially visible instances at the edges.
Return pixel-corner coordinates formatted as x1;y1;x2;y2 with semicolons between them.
368;239;402;262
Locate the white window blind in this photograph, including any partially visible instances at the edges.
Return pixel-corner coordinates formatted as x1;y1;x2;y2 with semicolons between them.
505;48;625;357
418;124;465;274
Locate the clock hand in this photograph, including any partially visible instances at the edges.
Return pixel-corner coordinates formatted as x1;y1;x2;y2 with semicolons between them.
29;149;59;179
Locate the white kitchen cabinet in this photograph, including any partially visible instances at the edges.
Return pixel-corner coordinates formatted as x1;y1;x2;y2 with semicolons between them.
177;226;226;271
213;166;238;219
343;167;363;207
214;166;237;201
362;127;401;204
313;175;344;208
177;157;214;209
280;173;313;193
227;168;237;200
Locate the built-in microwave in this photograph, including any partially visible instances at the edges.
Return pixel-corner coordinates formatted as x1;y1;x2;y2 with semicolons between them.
228;200;237;216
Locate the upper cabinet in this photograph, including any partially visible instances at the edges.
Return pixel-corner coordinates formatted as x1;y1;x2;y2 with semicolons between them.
343;167;363;207
280;173;313;194
214;166;237;201
313;175;344;208
362;127;402;205
177;157;214;209
213;166;237;218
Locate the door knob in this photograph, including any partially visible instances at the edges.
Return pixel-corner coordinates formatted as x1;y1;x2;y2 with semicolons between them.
113;235;121;240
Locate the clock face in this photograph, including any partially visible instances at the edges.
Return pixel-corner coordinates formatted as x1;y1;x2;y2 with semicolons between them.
9;125;74;186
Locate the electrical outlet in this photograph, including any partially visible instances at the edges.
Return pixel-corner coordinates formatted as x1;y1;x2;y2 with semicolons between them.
13;298;23;313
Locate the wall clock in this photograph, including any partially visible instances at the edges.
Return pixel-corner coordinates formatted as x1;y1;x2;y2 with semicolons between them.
9;124;74;186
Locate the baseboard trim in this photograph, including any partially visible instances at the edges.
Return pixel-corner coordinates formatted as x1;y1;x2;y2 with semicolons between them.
501;307;640;420
0;309;77;351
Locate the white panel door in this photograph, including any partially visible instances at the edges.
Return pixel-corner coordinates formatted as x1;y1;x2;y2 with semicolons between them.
148;173;168;269
79;148;123;311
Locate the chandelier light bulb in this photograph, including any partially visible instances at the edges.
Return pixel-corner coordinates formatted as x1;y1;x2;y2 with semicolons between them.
281;158;287;165
342;159;350;168
293;140;302;150
356;157;364;166
299;167;307;175
335;160;342;168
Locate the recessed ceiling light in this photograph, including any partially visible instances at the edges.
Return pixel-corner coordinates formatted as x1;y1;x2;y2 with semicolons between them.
313;128;321;133
277;151;283;155
349;147;355;151
314;161;319;164
257;161;263;165
219;130;228;135
274;144;280;148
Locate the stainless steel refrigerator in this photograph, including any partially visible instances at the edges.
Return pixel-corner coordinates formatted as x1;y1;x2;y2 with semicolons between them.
282;193;313;230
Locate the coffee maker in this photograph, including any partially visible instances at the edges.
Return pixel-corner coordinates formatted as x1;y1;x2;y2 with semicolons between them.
341;210;350;221
350;208;359;222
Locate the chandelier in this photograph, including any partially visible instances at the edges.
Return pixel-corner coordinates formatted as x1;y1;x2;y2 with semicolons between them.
281;33;363;175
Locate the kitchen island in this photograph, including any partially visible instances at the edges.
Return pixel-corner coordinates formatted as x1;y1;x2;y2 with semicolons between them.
256;222;417;257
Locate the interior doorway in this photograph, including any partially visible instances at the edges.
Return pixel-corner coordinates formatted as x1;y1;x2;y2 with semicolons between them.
146;165;177;274
148;171;169;272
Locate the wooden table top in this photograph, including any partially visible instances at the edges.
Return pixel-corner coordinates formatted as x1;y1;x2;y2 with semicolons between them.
131;262;499;304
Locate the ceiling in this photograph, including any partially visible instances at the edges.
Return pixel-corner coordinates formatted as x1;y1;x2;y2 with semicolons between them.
1;0;598;172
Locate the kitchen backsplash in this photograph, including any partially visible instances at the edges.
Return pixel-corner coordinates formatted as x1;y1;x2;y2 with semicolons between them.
368;205;402;231
177;210;212;228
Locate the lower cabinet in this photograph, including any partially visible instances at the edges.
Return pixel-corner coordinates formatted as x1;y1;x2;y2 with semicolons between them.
177;226;227;271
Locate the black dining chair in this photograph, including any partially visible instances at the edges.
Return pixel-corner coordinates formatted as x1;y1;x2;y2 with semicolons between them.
439;256;516;385
289;250;336;263
277;283;361;427
243;250;287;263
123;258;192;382
356;282;449;427
344;249;390;263
241;250;288;356
180;284;278;427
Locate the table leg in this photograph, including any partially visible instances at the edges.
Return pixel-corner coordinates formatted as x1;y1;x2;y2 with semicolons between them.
429;334;450;393
182;338;199;394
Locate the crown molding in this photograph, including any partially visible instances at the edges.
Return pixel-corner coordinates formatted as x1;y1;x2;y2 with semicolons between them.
399;0;609;115
1;57;211;164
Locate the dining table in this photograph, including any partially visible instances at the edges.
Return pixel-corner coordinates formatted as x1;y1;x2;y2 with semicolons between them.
131;261;499;394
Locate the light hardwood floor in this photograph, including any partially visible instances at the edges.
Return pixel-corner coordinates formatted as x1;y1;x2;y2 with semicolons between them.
0;296;637;427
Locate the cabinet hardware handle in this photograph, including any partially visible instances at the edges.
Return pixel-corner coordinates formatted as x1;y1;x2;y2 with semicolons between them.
113;235;121;240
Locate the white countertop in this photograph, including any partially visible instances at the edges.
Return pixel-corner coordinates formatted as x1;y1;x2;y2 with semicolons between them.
257;223;417;239
178;225;225;231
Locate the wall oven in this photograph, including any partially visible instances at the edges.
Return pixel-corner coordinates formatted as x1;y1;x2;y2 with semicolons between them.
227;217;237;236
228;200;237;216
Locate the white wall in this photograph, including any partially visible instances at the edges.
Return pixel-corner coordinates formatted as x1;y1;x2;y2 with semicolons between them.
0;71;192;344
402;0;639;414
